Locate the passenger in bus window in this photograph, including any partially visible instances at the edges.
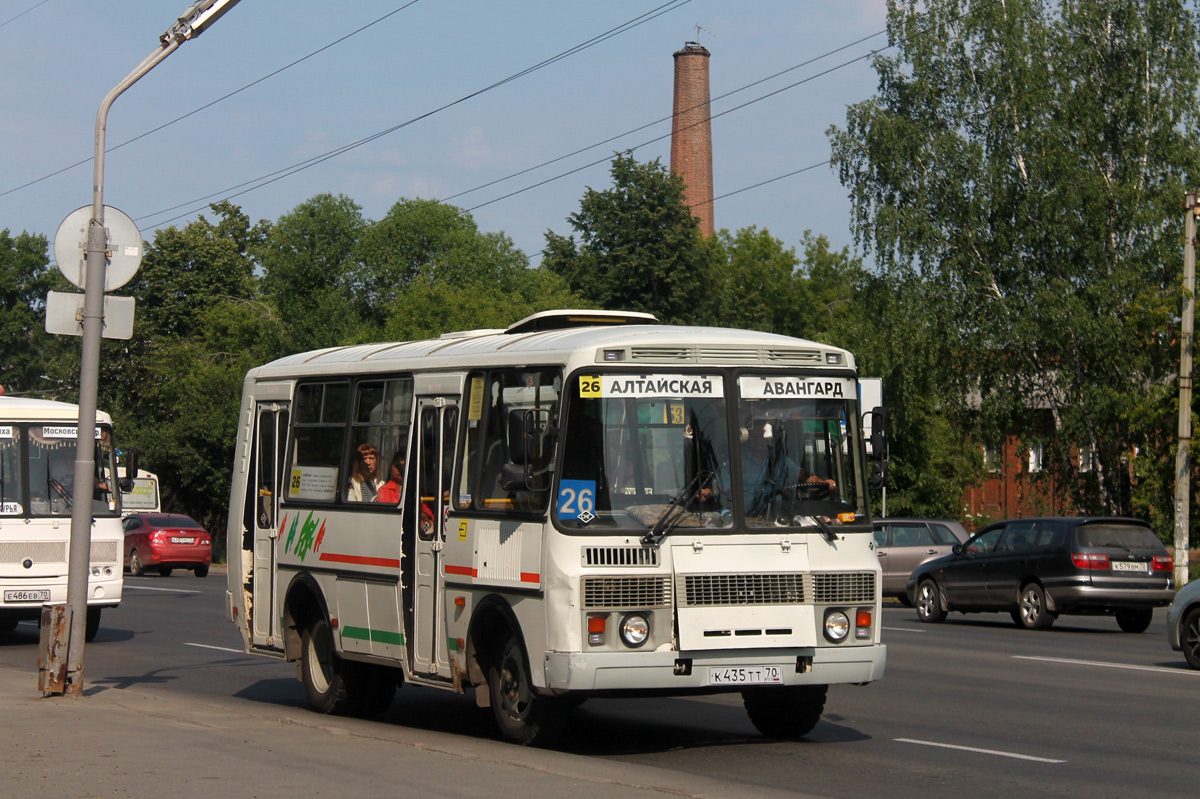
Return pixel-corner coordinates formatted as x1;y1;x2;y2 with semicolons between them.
346;443;383;502
376;453;405;504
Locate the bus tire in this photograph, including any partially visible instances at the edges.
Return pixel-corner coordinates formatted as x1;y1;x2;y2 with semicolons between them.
743;684;827;738
301;617;352;715
85;607;101;643
128;549;143;577
488;631;567;746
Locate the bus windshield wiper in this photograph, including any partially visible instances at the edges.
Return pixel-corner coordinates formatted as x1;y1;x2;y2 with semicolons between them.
807;514;839;543
642;471;709;545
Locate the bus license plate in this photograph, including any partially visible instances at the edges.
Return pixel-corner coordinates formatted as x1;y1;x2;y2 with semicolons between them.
4;589;50;603
1111;561;1148;572
708;666;784;685
171;537;194;544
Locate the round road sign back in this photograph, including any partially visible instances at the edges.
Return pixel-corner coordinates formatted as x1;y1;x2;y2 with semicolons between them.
53;205;142;291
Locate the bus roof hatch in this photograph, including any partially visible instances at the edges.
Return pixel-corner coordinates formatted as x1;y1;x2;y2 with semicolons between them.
506;309;659;335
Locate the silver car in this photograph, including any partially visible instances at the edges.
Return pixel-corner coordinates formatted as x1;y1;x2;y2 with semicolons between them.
873;518;969;601
1167;576;1200;670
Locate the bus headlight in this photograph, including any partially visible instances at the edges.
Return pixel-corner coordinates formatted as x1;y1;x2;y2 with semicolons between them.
619;614;650;648
823;610;850;643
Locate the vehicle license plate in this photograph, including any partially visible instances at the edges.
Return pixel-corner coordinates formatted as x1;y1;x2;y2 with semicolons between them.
171;537;194;544
1111;561;1148;572
708;665;784;685
4;589;50;602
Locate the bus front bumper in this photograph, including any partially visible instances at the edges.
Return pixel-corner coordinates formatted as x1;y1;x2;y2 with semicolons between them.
543;643;886;692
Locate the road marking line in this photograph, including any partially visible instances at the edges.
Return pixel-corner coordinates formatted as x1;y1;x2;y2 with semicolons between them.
184;643;243;653
124;585;201;594
896;738;1065;763
1013;655;1200;676
882;626;926;633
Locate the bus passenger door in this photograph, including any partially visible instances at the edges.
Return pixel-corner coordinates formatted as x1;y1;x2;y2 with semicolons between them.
412;397;459;678
251;402;289;649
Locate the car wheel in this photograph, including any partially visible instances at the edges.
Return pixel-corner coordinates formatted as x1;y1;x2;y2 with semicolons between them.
915;579;946;623
301;616;352;715
1017;583;1054;630
194;564;209;578
158;566;173;577
84;607;101;642
1182;608;1200;670
488;630;568;746
743;684;827;738
1115;608;1153;634
128;549;143;577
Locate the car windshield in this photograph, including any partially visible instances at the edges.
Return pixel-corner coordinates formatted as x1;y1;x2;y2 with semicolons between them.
553;371;863;533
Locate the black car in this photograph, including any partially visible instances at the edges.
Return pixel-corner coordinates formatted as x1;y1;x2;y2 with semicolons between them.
907;517;1175;632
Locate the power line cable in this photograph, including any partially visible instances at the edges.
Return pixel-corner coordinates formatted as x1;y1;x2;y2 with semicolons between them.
136;0;696;227
0;1;423;200
0;0;50;30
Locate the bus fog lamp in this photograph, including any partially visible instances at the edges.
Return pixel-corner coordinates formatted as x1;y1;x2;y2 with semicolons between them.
619;614;650;648
823;610;850;642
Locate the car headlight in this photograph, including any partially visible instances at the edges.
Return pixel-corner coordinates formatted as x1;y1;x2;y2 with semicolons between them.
619;613;650;648
824;610;850;643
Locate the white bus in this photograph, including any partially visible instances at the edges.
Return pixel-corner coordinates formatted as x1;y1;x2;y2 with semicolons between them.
226;310;888;745
0;395;127;641
120;469;161;514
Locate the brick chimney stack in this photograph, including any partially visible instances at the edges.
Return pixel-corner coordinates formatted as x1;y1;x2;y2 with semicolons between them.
671;42;714;237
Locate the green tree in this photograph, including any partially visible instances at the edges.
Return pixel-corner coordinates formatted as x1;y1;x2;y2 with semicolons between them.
828;0;1200;524
0;230;71;394
258;193;366;352
544;153;719;324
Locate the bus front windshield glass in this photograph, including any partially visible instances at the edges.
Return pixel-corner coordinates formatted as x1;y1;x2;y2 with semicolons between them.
27;424;119;518
555;373;733;532
737;375;860;527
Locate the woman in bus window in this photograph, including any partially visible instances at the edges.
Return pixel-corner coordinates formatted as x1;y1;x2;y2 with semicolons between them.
346;443;383;502
376;452;405;504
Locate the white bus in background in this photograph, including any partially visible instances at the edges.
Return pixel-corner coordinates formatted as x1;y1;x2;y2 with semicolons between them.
226;310;888;745
120;469;161;514
0;394;129;641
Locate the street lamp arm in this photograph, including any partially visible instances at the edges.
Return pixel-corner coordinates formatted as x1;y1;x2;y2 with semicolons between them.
163;0;242;44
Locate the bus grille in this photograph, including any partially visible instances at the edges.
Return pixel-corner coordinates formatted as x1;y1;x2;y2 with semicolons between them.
0;541;67;563
582;576;671;609
582;546;659;567
89;541;120;564
812;572;876;603
679;573;806;607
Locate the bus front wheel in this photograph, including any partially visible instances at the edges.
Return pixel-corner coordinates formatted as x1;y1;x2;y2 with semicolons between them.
488;631;567;746
301;617;351;714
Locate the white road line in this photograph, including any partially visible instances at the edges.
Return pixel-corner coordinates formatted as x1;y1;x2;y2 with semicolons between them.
882;626;926;633
184;643;243;653
124;585;201;594
1013;655;1200;676
896;738;1065;763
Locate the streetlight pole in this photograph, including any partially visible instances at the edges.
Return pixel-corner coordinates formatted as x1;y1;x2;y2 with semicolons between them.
56;0;242;697
1174;191;1197;590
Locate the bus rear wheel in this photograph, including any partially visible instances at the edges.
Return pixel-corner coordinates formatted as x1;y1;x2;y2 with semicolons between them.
743;684;827;738
488;631;567;746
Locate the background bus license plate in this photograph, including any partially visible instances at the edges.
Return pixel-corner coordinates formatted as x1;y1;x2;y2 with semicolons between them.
708;666;783;685
5;589;50;602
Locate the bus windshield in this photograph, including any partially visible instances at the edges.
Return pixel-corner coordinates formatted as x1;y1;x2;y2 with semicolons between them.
24;424;119;518
554;371;862;533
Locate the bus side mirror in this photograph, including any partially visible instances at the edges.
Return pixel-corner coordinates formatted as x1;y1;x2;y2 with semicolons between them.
119;447;140;493
867;407;888;489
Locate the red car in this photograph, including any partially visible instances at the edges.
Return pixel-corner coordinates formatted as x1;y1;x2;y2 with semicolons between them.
123;513;212;577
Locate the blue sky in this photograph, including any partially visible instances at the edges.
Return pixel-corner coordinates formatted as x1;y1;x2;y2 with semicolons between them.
0;0;888;270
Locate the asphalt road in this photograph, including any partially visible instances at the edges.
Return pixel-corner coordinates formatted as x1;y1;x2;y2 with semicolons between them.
2;572;1197;799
